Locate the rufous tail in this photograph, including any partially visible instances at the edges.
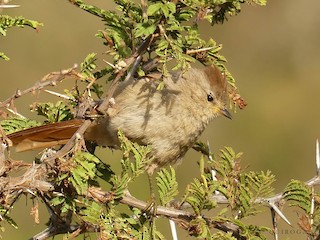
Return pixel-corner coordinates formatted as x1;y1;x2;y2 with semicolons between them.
7;119;84;152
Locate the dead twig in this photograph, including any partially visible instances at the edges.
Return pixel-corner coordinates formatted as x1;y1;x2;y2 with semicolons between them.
97;34;156;114
0;64;81;110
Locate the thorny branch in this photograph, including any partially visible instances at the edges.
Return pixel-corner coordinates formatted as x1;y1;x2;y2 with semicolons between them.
192;141;320;240
96;34;156;114
1;156;245;240
0;64;82;114
0;69;318;240
0;62;318;240
0;65;248;239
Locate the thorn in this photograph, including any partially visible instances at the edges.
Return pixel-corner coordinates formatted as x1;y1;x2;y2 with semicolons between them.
169;219;178;240
316;139;320;176
211;170;217;181
206;140;213;162
6;108;26;118
270;208;279;240
26;189;36;196
103;59;116;69
206;140;220;195
310;187;315;225
43;89;73;101
0;4;20;8
52;191;64;197
186;46;216;55
268;201;291;226
124;54;142;82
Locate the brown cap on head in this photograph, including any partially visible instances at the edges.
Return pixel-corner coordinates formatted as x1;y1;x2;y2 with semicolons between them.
203;65;228;100
204;65;227;90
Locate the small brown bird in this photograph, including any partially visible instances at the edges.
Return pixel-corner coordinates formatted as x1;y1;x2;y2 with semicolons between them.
8;65;231;174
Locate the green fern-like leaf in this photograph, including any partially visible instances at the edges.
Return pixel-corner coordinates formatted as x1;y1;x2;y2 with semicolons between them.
245;170;275;199
0;15;43;36
0;117;41;134
70;169;88;195
208;147;274;217
72;0;246;77
0;15;43;60
185;177;217;215
80;53;97;80
80;201;104;225
284;179;311;214
186;178;206;214
236;170;275;217
130;143;152;178
34;101;74;123
118;130;153;179
209;147;242;202
237;179;253;217
111;174;131;199
189;216;211;238
219;147;242;174
156;166;178;206
213;217;269;239
69;152;100;195
90;83;104;98
50;195;75;214
211;231;237;240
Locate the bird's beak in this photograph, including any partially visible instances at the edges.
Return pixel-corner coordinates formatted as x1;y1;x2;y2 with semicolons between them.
220;107;232;119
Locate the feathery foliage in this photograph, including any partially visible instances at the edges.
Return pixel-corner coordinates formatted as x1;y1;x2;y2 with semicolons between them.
0;117;41;134
34;101;74;123
156;166;178;206
71;0;266;84
284;179;311;213
5;1;310;240
0;15;43;60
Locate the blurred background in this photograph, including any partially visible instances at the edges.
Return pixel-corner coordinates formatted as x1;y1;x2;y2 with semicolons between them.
1;0;320;239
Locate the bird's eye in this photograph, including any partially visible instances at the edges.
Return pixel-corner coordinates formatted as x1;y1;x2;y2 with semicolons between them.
207;93;214;102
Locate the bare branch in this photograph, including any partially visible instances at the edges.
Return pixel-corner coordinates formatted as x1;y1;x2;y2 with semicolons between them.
316;139;320;176
0;64;81;110
186;46;216;55
0;5;20;9
86;187;244;239
97;34;156;114
43;89;74;101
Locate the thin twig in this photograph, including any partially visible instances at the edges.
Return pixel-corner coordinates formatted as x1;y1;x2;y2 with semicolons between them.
271;207;278;240
42;119;92;164
316;139;320;176
186;46;216;55
86;187;244;238
141;0;148;20
0;130;7;176
169;219;178;240
0;64;80;109
6;108;26;118
97;34;156;114
43;89;73;100
0;4;20;8
31;224;79;240
310;187;315;226
310;140;320;227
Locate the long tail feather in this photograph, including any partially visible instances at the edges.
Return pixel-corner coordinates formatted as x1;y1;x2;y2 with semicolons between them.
7;119;84;152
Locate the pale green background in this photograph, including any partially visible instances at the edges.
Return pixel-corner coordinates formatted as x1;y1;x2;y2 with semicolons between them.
1;0;320;239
